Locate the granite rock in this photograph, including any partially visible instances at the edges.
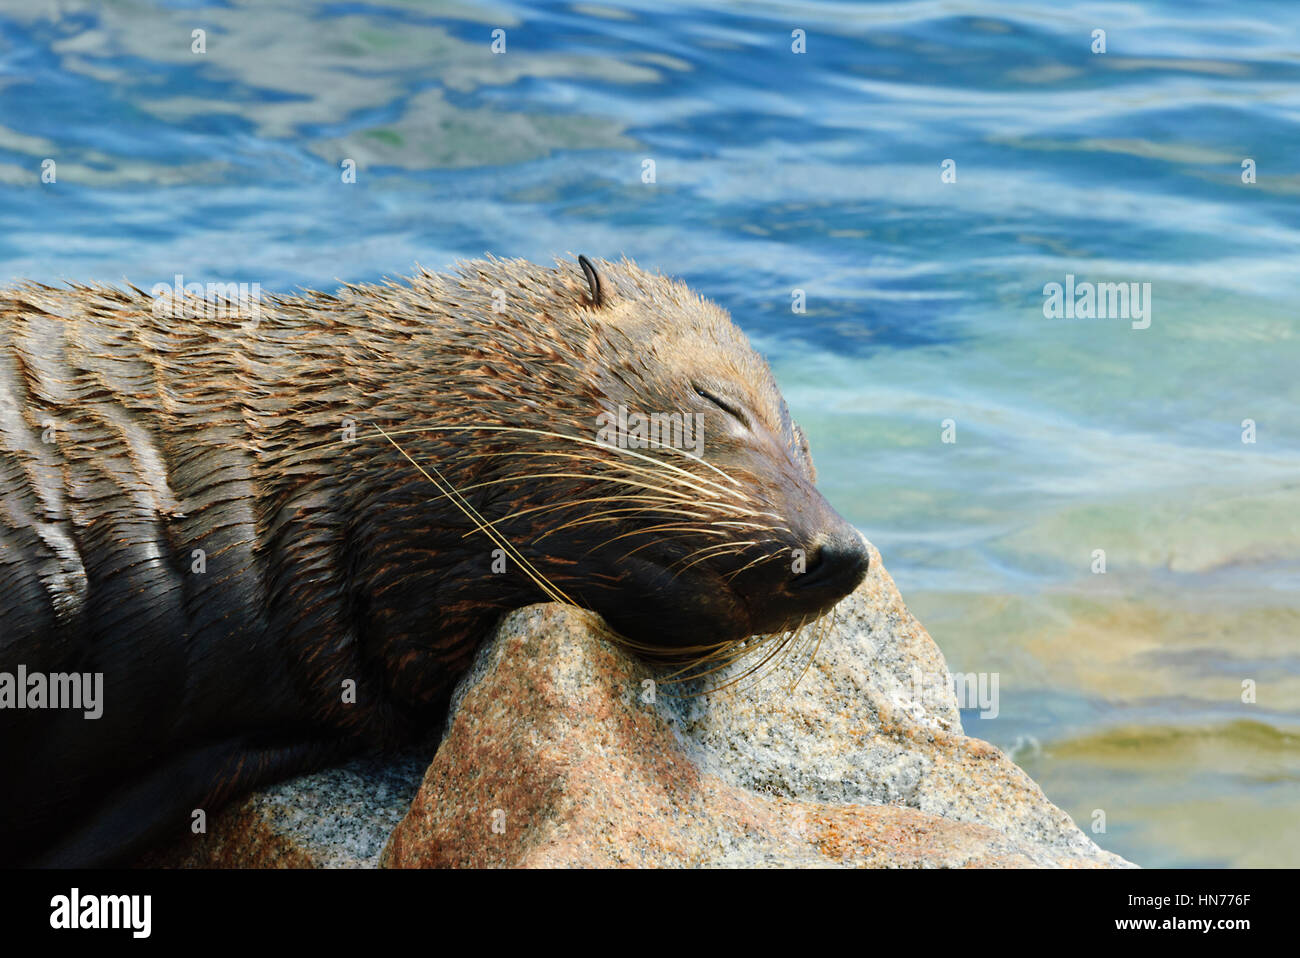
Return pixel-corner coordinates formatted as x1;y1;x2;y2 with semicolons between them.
152;541;1135;868
143;752;428;868
381;541;1132;867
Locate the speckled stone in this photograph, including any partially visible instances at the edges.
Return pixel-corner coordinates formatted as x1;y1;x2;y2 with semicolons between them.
663;541;1132;864
144;752;429;868
382;542;1134;868
151;541;1135;868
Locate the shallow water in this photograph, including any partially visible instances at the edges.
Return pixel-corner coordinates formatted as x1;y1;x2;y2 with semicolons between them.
1;0;1296;867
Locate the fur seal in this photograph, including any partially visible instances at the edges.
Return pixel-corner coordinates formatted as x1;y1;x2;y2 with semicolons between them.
0;256;869;866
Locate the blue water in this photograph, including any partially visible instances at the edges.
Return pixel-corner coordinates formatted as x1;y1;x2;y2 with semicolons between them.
2;0;1297;867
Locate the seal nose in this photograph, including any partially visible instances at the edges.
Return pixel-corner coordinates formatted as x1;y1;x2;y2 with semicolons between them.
793;535;870;597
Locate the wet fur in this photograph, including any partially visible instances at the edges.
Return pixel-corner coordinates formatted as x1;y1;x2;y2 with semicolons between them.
0;257;862;865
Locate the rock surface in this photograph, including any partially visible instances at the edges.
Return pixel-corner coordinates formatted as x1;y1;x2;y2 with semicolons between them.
142;752;430;868
151;541;1135;868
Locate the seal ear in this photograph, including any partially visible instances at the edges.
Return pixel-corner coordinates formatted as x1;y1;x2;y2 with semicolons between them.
578;254;603;308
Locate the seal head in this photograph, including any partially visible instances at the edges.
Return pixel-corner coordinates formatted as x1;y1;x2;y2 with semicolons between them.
381;255;870;661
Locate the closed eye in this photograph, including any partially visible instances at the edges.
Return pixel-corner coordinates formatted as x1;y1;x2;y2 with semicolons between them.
693;383;750;429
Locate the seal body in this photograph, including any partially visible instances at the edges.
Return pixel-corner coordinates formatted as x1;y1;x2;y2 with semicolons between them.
0;257;869;865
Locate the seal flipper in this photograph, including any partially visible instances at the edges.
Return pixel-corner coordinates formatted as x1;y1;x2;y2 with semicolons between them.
29;736;359;867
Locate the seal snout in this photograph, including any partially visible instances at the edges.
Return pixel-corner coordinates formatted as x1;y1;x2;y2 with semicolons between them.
793;534;870;598
736;517;871;638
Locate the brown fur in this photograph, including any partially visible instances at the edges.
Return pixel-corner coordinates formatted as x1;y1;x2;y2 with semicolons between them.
0;256;867;865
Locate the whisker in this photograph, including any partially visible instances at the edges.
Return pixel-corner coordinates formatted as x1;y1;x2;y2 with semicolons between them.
454;448;752;506
373;423;575;607
365;424;751;501
710;519;790;532
580;523;728;561
684;628;800;694
656;602;838;697
457;494;693;538
437;471;719;511
371;422;830;700
613;529;729;563
534;508;715;546
723;548;786;582
789;607;834;692
665;540;754;571
666;539;784;580
653;634;785;685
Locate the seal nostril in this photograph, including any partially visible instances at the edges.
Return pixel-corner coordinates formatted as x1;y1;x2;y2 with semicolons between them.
792;537;869;594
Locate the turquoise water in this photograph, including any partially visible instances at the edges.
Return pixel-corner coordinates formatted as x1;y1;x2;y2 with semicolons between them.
2;1;1297;867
